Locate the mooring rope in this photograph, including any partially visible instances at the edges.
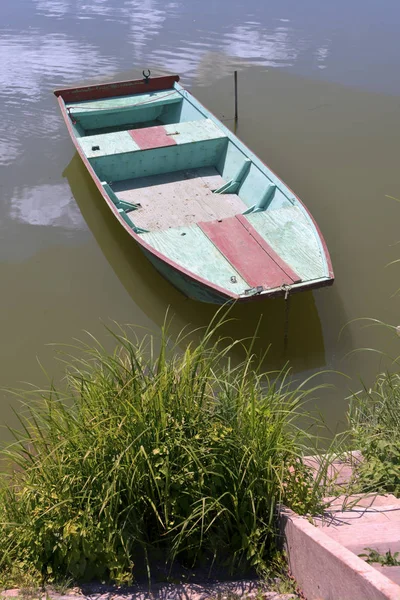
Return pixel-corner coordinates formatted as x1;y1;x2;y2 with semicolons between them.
282;284;292;355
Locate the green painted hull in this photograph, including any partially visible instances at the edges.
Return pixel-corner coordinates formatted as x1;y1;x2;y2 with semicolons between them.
55;74;334;304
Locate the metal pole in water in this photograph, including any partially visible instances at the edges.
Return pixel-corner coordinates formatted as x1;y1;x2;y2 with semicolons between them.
234;70;238;131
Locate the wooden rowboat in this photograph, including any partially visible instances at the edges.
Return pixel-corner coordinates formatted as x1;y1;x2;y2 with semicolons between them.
55;74;334;304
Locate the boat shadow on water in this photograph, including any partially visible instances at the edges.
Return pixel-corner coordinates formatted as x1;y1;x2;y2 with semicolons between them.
64;153;326;373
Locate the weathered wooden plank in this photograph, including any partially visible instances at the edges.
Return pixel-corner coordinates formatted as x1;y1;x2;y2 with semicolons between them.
199;216;294;290
195;166;226;190
112;168;247;231
140;225;248;293
164;119;225;145
247;207;325;281
79;131;140;159
129;126;177;150
236;215;301;283
129;119;225;151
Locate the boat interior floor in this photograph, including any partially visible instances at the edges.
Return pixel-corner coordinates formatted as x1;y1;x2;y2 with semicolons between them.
111;167;247;232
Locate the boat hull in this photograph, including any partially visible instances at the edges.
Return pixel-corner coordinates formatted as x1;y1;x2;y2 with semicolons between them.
54;74;334;304
143;245;333;304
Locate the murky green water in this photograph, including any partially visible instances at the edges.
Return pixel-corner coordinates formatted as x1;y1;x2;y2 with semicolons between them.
2;0;400;436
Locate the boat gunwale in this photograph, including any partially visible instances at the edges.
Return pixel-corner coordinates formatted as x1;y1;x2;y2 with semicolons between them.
55;74;334;302
54;74;180;102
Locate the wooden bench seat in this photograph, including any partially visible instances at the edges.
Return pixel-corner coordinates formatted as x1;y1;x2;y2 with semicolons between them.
78;119;226;159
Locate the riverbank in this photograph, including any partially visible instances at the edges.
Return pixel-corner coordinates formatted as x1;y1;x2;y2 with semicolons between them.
0;321;399;596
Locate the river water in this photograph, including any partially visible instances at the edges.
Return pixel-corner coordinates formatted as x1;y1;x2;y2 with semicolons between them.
2;0;400;436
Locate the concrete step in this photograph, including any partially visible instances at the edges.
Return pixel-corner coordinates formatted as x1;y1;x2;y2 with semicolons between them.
280;506;400;600
321;521;400;556
325;494;400;510
373;566;400;587
316;502;400;527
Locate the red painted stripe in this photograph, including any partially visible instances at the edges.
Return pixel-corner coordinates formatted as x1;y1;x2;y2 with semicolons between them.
54;75;180;102
236;215;301;283
129;126;177;150
199;216;299;289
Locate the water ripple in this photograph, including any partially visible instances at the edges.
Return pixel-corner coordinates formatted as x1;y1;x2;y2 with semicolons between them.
125;0;167;60
222;24;301;67
34;0;112;20
34;0;70;18
0;30;117;104
0;134;20;167
0;28;118;164
22;0;335;89
315;43;330;70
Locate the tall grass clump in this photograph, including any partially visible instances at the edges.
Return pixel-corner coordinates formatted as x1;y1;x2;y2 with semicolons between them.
0;319;324;585
349;372;400;497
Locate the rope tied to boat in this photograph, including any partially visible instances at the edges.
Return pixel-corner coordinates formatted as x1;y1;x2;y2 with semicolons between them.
281;283;292;356
281;283;291;301
66;106;77;125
